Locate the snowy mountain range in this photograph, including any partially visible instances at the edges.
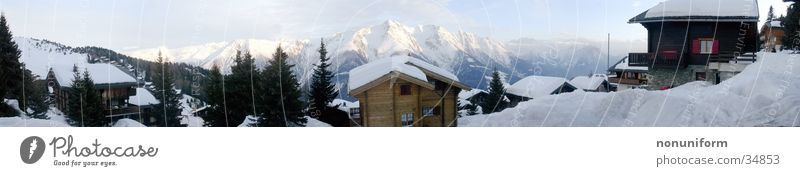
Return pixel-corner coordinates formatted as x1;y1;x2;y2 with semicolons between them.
124;20;617;97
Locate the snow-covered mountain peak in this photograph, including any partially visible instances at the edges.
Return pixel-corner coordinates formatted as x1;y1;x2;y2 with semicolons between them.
124;20;611;94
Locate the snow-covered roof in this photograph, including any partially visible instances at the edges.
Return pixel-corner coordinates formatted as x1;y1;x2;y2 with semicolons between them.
52;63;137;88
611;57;648;72
406;58;459;81
129;88;159;106
506;76;574;99
113;118;146;127
348;55;468;94
458;89;487;100
570;74;608;91
766;21;782;28
629;0;759;23
330;99;360;113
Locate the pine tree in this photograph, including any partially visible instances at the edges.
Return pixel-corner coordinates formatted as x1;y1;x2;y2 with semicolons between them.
152;52;184;127
308;39;340;121
81;68;108;127
257;46;306;127
18;64;49;119
0;13;22;116
768;6;776;22
482;69;507;114
201;64;227;127
225;50;258;126
66;66;85;126
783;4;800;50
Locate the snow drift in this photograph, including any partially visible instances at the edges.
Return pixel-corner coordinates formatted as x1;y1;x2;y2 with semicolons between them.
460;52;800;127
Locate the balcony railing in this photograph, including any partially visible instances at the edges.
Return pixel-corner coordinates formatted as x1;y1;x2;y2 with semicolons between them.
709;52;757;63
628;53;651;67
627;52;687;68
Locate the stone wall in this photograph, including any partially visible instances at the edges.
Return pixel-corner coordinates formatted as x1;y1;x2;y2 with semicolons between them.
646;65;708;89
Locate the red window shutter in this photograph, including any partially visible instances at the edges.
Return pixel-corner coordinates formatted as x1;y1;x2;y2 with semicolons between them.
712;40;719;54
691;39;700;54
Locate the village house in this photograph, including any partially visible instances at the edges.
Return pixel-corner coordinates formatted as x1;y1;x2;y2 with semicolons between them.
47;63;142;121
760;20;785;52
627;0;760;88
128;87;160;125
570;74;610;92
608;57;649;90
505;75;577;107
457;89;489;115
348;56;470;127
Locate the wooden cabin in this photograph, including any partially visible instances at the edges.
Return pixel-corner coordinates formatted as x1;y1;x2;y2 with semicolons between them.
128;87;160;125
608;57;649;90
457;89;489;115
47;64;140;120
627;0;759;88
505;76;576;107
760;20;785;52
348;56;470;127
570;74;611;92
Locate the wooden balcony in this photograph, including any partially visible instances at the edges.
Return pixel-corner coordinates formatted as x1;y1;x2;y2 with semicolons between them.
709;52;757;63
627;52;688;69
627;53;651;67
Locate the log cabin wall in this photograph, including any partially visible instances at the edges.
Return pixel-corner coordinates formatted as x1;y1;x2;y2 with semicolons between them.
354;79;460;127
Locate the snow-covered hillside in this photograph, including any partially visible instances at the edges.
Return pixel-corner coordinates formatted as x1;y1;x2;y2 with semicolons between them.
125;20;613;95
16;37;89;78
460;52;800;127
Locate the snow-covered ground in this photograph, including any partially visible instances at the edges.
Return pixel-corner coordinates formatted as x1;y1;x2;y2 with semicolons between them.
0;99;70;127
460;52;800;127
113;118;146;127
238;116;332;127
180;94;206;127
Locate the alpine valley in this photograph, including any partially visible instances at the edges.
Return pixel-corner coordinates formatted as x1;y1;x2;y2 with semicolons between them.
123;20;620;98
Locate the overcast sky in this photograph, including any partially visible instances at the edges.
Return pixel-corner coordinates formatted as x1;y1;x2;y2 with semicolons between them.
0;0;791;51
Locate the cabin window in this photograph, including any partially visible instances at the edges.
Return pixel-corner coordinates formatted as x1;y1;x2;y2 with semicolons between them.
693;38;718;54
422;107;441;116
700;40;714;54
400;85;412;96
349;108;360;117
401;112;414;127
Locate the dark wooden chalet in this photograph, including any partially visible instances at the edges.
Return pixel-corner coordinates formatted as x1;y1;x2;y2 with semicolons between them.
47;64;141;121
627;0;759;88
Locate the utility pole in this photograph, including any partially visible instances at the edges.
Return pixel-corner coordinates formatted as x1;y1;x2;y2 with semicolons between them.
607;33;610;74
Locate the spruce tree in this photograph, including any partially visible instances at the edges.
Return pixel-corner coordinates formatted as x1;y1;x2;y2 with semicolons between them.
257;46;306;127
18;64;48;119
308;39;339;121
66;66;85;126
201;64;227;127
0;13;22;116
768;6;775;22
226;50;257;126
152;52;184;127
81;69;107;127
783;4;800;50
482;69;507;114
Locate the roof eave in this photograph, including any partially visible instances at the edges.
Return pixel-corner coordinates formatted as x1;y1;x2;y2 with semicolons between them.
348;71;435;96
406;62;471;91
629;17;758;24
